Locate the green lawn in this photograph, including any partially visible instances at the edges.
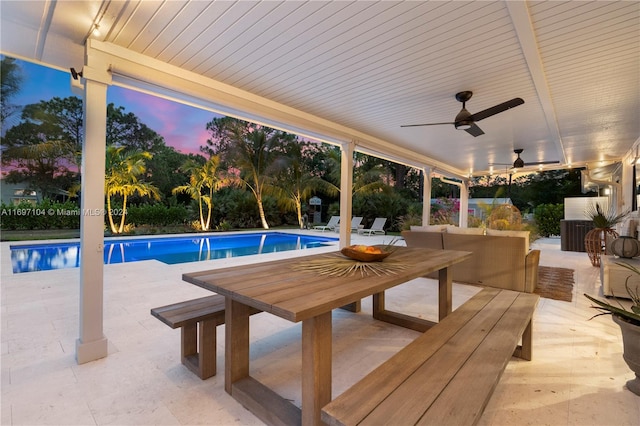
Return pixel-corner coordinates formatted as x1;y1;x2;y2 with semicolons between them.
1;229;81;241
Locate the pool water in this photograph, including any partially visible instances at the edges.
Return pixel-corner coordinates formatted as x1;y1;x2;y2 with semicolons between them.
10;232;338;273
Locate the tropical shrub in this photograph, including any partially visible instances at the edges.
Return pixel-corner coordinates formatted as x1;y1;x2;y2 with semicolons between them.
398;214;422;230
534;203;564;237
125;203;190;227
430;197;459;225
353;191;411;232
210;188;262;229
396;201;424;230
0;200;81;230
468;215;484;228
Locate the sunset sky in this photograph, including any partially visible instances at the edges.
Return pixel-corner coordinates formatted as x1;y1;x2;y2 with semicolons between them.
12;58;221;155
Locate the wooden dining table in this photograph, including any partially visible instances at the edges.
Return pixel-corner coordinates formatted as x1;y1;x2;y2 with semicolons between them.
182;246;472;426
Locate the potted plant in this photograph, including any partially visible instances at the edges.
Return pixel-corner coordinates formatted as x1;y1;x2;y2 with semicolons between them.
584;202;628;266
584;261;640;396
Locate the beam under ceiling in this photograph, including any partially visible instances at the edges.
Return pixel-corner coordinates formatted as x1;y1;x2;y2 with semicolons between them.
506;1;566;164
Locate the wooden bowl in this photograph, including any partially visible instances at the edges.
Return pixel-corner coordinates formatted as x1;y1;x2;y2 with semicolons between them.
341;246;391;262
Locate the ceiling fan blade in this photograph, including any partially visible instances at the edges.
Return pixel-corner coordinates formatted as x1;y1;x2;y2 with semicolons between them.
464;123;484;137
469;98;524;122
400;122;454;128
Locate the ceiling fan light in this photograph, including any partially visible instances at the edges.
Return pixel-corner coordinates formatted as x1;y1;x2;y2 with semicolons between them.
455;121;472;130
513;158;525;168
454;107;472;130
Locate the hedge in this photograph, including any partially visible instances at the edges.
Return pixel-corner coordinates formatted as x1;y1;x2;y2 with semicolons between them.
0;200;81;230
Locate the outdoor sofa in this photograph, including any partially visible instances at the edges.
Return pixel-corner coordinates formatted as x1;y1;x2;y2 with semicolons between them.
401;226;540;293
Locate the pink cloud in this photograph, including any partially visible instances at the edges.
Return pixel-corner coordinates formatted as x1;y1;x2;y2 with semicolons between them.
13;60;222;157
109;87;221;155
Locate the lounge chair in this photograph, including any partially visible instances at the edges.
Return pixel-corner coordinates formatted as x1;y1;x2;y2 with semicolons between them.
313;215;340;232
333;216;364;233
350;217;363;232
357;217;387;236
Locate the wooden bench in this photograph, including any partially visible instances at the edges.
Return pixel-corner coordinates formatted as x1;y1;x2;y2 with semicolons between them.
322;287;539;426
151;295;260;380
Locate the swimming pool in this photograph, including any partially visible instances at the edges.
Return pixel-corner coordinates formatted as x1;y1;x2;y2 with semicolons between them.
10;232;338;273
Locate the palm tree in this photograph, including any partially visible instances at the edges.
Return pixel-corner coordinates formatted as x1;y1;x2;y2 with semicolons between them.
222;123;291;229
105;146;160;234
275;141;338;228
322;147;391;196
172;155;235;231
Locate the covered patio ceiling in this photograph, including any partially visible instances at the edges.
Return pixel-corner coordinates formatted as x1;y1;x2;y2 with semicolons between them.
1;0;639;178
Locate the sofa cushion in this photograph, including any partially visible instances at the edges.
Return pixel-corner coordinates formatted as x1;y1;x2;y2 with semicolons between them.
446;226;485;235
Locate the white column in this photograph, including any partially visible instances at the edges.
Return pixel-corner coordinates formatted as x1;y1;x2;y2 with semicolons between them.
422;167;432;226
339;142;355;248
76;61;111;364
459;180;469;228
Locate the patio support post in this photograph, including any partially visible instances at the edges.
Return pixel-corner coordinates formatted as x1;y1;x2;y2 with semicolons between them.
459;180;469;228
339;141;355;248
75;56;112;364
422;167;432;226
